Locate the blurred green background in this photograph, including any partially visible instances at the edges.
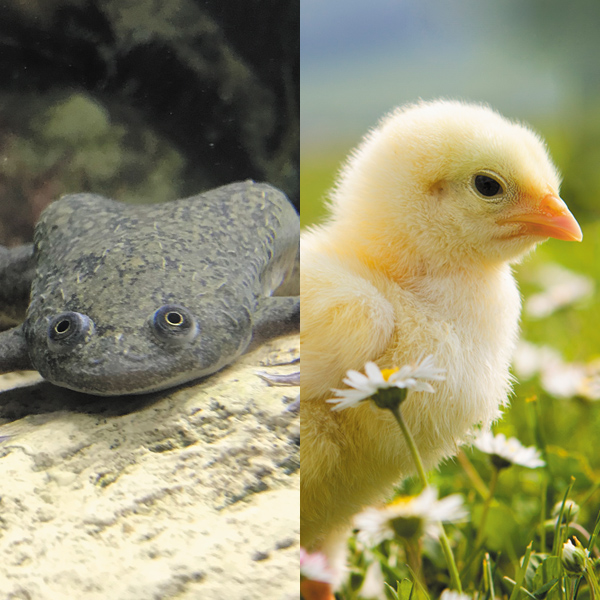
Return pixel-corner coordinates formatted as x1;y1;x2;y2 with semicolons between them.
0;0;299;247
302;1;600;596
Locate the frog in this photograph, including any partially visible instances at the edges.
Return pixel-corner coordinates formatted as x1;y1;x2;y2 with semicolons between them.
0;181;299;396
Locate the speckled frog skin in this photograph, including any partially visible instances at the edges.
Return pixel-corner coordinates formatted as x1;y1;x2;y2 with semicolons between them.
0;181;299;395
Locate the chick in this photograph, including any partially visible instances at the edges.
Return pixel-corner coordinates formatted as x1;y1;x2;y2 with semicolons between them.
300;100;582;571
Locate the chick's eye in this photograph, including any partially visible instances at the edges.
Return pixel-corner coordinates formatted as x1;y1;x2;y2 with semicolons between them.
474;174;503;198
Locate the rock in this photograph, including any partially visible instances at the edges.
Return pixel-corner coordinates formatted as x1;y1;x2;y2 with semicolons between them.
0;335;299;599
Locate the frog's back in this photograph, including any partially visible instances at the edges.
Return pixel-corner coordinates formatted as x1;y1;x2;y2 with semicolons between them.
35;181;297;297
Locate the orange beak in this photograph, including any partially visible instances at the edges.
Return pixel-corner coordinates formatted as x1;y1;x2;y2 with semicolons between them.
498;194;583;242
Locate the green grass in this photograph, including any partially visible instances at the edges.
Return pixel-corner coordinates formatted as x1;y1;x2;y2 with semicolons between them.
300;145;348;229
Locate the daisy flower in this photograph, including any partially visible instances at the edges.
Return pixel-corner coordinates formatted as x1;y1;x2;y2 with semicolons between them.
525;263;593;319
562;538;589;576
327;355;445;411
300;548;335;584
440;591;474;600
552;499;580;523
512;340;600;401
473;431;545;470
354;487;467;545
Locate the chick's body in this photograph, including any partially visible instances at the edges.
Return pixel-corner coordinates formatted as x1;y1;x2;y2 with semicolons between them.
301;101;582;563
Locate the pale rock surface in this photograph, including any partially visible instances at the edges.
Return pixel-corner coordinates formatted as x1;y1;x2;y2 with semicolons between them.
0;335;299;600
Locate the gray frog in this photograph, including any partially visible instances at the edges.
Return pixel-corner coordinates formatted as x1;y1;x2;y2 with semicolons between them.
0;181;299;395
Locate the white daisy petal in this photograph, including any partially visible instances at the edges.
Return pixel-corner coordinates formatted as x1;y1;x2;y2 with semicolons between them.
329;356;446;412
411;354;447;380
300;548;335;583
354;487;467;545
440;590;474;600
430;494;469;523
473;430;545;469
526;263;594;319
354;507;395;546
327;394;367;411
332;386;371;401
394;364;413;380
561;538;589;576
365;361;386;384
343;369;371;387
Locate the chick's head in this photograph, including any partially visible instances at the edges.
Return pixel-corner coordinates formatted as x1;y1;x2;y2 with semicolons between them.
330;100;581;272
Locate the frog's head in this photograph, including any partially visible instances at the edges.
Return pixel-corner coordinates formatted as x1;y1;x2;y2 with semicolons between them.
24;299;253;395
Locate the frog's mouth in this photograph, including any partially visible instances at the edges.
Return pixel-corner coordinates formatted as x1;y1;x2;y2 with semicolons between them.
32;310;254;396
45;351;245;396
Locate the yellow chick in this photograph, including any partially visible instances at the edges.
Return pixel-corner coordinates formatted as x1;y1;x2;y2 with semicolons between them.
300;100;582;574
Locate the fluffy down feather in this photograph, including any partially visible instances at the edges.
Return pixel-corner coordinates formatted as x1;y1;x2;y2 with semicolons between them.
300;100;582;576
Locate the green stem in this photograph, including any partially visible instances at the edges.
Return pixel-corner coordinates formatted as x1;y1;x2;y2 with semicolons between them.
405;538;426;591
539;477;548;553
439;528;463;594
585;560;600;600
392;405;429;488
457;449;489;499
475;466;500;549
391;405;463;593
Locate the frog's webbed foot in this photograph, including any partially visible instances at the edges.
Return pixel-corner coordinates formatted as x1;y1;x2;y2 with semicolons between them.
285;396;300;413
247;296;299;352
256;370;300;413
0;244;35;331
0;325;33;374
256;370;300;386
250;297;299;411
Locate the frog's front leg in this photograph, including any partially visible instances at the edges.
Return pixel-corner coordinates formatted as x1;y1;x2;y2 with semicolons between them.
0;325;33;374
250;297;300;412
247;296;299;352
0;244;35;331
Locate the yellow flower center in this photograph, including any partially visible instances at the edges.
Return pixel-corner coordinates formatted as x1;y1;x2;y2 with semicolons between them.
380;367;399;381
388;496;413;508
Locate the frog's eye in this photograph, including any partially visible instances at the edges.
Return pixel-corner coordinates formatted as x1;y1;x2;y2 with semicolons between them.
47;312;94;351
151;304;197;345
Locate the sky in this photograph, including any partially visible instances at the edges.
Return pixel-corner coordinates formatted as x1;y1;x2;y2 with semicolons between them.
301;0;581;147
